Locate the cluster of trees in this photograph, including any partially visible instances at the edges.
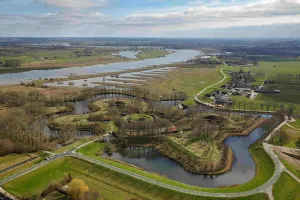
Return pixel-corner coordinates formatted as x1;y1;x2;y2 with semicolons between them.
190;117;219;142
158;91;187;101
3;59;22;68
41;175;98;200
0;90;80;155
116;117;170;137
254;72;300;84
187;57;221;65
231;100;298;118
230;70;256;88
0;101;49;156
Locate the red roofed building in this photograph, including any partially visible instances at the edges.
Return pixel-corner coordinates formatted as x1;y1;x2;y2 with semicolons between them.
168;126;178;133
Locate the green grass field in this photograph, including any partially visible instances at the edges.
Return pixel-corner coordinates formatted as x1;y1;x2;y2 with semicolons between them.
228;61;300;74
4;157;269;200
136;50;170;60
0;154;30;170
246;55;300;62
277;155;300;180
290;119;300;129
0;152;48;181
76;141;107;155
53;138;95;154
278;125;300;148
77;142;275;193
256;83;300;105
125;113;153;122
272;172;300;200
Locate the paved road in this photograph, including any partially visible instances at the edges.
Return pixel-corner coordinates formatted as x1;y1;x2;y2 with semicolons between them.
0;157;37;174
0;141;285;198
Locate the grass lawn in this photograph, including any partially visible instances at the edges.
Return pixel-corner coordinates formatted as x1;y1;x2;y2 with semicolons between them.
53;138;95;154
125;113;153;122
136;50;170;60
280;125;300;148
142;66;223;98
77;142;275;193
0;152;48;181
230;61;300;74
253;61;300;74
256;83;300;105
246;55;300;62
0;154;30;170
230;94;300;113
272;172;300;200
290;119;300;129
277;154;300;180
77;141;107;155
4;157;268;200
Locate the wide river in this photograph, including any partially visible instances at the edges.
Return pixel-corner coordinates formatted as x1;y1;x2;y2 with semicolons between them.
0;50;200;85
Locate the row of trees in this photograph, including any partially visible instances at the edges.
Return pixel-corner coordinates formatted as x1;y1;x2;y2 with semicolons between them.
200;95;298;118
3;59;22;68
254;72;300;84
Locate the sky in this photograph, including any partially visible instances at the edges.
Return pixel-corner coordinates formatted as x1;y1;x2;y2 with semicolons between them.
0;0;300;38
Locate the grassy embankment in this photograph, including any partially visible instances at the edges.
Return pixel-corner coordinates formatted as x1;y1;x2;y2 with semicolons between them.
276;151;300;180
290;119;300;129
125;113;153;121
3;157;268;200
53;138;96;154
272;172;300;200
0;152;48;181
74;142;275;193
0;154;32;170
276;125;300;148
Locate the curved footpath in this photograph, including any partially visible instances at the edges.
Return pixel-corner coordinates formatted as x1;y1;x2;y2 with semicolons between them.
286;123;300;131
194;63;228;105
0;64;298;199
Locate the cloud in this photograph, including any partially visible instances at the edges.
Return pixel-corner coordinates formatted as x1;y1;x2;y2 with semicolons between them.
1;0;300;37
35;0;108;9
120;0;300;30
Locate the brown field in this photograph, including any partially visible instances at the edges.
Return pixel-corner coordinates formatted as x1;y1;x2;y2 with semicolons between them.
0;84;83;98
140;66;222;97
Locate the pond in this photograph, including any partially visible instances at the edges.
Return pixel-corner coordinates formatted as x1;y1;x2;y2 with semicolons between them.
110;126;268;188
0;50;199;85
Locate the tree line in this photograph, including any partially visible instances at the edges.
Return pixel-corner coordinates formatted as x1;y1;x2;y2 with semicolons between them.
3;59;22;68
